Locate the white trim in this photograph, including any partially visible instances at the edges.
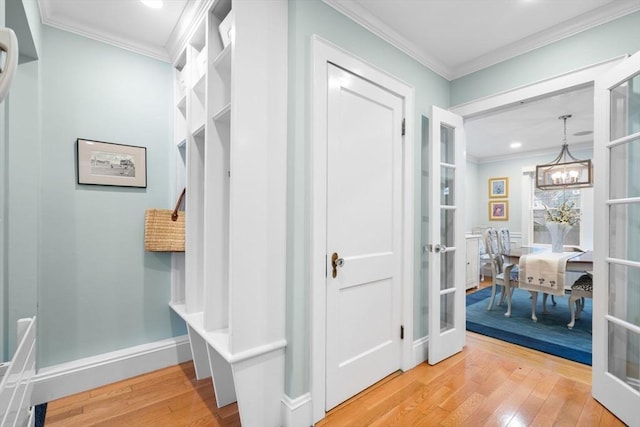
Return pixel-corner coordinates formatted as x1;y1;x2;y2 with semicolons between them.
38;8;171;62
311;36;415;424
451;56;625;118
166;0;215;64
322;0;639;80
412;336;429;365
452;2;640;79
322;0;450;79
36;0;214;63
281;393;313;427
476;142;593;165
31;335;192;405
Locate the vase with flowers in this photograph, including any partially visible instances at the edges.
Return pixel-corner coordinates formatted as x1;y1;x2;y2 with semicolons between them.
544;200;580;252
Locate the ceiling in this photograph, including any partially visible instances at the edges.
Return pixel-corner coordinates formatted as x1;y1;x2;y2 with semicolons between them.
37;0;198;62
35;0;640;161
464;86;594;162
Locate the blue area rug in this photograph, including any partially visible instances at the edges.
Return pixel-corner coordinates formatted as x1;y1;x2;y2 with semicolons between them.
466;287;592;365
35;403;47;426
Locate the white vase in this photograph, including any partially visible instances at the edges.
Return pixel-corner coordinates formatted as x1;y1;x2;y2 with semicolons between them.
546;222;572;253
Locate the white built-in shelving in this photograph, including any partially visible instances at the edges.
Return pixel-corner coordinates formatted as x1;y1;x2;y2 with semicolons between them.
169;0;287;425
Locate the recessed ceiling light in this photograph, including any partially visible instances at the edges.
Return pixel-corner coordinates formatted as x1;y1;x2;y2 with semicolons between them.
510;142;522;149
141;0;163;9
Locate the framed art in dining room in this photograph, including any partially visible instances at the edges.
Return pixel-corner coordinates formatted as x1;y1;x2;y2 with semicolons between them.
488;177;508;198
489;200;509;221
76;138;147;188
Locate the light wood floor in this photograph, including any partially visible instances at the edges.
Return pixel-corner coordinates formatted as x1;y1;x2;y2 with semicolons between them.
44;332;623;426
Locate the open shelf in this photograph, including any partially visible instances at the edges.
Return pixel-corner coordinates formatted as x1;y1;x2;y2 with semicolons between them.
176;96;187;118
192;123;205;140
212;103;231;123
213;45;231;77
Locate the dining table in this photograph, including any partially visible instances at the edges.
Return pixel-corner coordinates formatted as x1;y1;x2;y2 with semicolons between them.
500;247;593;322
502;247;593;272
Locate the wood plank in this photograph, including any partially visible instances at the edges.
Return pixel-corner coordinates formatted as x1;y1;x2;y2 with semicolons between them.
45;333;625;426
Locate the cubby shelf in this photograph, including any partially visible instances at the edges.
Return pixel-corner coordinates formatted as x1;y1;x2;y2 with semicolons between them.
212;103;231;123
176;96;187;117
170;1;286;425
213;45;231;75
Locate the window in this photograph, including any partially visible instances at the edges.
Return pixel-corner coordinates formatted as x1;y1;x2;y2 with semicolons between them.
522;168;592;249
532;188;581;246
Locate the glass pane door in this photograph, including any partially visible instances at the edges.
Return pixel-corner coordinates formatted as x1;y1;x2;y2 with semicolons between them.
428;106;465;365
593;51;640;425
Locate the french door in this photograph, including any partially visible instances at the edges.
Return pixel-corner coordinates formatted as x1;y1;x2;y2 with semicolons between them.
427;106;466;364
592;50;640;426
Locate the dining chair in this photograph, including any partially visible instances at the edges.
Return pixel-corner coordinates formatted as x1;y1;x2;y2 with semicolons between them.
483;228;519;315
498;227;512;253
498;227;519;275
478;239;491;281
567;273;593;329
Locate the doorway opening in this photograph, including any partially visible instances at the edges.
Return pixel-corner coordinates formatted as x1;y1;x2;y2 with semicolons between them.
446;58;624;364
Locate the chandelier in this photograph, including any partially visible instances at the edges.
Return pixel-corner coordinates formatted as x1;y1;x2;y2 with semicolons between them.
535;114;593;190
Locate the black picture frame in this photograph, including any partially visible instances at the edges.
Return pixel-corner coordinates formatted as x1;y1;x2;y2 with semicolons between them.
77;138;147;188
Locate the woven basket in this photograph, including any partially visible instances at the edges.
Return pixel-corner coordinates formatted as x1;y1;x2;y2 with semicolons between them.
144;189;185;252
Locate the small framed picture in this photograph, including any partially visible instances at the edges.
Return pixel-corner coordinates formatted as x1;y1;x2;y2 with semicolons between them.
77;138;147;188
489;200;509;221
488;177;509;198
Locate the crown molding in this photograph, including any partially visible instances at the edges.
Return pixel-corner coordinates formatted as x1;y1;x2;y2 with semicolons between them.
323;0;640;81
37;0;171;62
322;0;452;79
475;141;593;165
166;0;215;65
454;1;640;79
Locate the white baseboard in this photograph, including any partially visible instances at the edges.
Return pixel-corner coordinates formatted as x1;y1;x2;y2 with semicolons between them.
31;335;192;405
413;336;429;365
281;392;312;427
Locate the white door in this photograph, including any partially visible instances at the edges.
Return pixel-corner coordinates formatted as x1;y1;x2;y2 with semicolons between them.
325;64;404;410
592;50;640;427
427;106;466;365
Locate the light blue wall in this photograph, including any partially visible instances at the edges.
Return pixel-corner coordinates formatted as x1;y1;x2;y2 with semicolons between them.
286;0;449;398
466;148;592;233
465;160;479;232
451;11;640;105
6;60;40;361
37;26;185;368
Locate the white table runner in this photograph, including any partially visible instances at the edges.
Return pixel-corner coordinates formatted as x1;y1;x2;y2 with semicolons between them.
518;251;582;296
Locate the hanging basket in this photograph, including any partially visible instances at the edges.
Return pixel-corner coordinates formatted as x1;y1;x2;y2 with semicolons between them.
144;189;186;252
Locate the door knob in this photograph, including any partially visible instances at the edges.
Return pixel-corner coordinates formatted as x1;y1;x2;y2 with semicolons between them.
331;252;344;278
427;244;448;253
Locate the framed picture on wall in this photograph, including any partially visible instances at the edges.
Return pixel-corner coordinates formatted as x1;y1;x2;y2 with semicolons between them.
489;200;509;221
488;177;508;198
77;138;147;188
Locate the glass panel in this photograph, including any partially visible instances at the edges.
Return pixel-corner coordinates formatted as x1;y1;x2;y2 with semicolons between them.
610;135;640;199
609;263;640;328
439;292;455;333
607;322;640;392
610;73;640;141
417;115;430;339
533;188;581;245
609;203;640;263
440;166;455;205
440;250;455;291
440;124;455;164
440;209;455;247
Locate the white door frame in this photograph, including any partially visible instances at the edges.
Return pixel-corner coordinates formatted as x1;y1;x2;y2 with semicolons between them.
310;36;415;423
450;56;625;118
